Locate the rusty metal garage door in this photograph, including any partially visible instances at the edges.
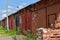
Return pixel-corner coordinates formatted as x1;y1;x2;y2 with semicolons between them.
48;13;56;28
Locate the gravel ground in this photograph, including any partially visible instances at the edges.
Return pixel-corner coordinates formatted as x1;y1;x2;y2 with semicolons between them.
0;35;26;40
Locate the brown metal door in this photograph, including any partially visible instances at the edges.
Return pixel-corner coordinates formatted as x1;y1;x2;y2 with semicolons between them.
48;13;56;28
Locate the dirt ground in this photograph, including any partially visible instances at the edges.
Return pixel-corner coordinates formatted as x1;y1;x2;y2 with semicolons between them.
0;35;26;40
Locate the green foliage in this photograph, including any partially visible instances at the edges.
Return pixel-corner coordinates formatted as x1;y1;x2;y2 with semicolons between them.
16;29;22;35
0;26;36;40
24;30;36;40
0;26;5;30
0;26;21;36
4;30;16;36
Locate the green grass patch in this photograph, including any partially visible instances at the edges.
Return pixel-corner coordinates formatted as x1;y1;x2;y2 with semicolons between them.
24;30;36;40
0;26;21;36
4;30;16;36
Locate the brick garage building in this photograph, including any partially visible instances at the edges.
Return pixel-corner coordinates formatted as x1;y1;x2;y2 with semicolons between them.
0;0;60;33
21;0;60;33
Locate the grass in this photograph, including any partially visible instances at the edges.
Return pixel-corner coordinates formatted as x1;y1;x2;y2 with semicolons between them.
12;30;36;40
0;26;36;40
25;34;36;40
24;30;36;40
0;26;17;36
4;30;16;36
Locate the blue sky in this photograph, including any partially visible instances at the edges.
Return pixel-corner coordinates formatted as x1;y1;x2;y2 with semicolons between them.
0;0;39;20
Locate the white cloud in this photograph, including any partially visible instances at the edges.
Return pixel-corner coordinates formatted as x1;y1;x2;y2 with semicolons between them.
0;6;14;13
8;6;13;9
0;10;1;11
11;10;17;13
22;3;26;6
2;9;11;13
2;10;6;13
2;14;7;18
19;5;24;9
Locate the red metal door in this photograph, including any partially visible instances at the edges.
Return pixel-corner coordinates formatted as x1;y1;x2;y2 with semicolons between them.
9;16;14;30
48;13;56;28
26;13;32;31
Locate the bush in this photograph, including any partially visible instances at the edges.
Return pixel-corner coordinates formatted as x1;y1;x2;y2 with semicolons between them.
24;30;36;40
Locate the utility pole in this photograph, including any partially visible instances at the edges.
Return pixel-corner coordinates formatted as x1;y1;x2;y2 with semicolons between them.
6;0;9;30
